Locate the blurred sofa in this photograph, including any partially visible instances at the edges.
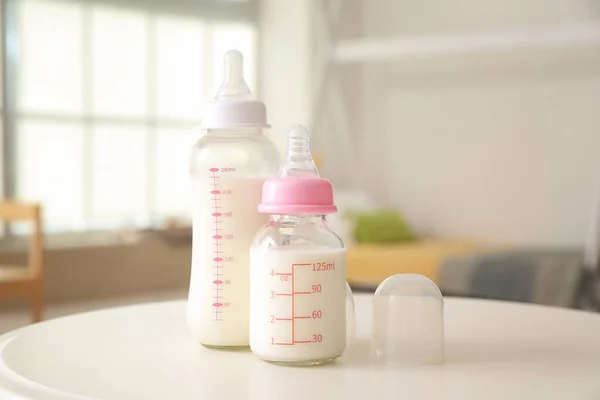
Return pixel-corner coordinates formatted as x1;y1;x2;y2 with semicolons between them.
345;239;498;288
330;189;585;307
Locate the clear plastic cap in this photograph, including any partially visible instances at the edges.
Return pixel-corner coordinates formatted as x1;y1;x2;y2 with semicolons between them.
279;125;319;178
372;274;445;365
202;50;269;129
346;281;356;346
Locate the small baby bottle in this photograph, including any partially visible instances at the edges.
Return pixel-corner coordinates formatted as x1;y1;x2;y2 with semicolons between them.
187;50;280;349
249;125;346;366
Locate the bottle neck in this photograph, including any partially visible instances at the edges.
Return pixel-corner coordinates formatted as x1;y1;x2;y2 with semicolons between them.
206;127;263;137
270;214;326;225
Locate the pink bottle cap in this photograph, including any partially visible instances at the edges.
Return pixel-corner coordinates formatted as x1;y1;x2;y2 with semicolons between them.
258;177;337;215
258;125;337;215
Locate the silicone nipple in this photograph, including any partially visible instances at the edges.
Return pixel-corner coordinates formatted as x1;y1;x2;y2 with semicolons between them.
215;50;252;100
372;274;445;365
280;125;319;178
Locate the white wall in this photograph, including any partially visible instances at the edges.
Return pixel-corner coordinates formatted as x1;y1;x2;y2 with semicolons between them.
335;0;600;247
259;0;313;158
373;72;600;247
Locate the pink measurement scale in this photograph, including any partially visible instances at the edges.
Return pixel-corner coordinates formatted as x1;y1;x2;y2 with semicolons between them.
271;262;335;345
208;167;235;321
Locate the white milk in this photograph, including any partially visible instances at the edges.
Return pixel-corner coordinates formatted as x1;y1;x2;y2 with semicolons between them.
187;177;268;347
249;246;346;363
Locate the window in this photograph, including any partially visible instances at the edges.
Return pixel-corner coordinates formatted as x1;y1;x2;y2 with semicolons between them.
1;0;257;233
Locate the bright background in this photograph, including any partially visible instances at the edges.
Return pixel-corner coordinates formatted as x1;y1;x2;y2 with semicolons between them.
0;0;257;233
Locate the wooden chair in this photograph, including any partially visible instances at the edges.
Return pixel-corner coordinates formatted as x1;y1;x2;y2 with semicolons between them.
0;201;45;323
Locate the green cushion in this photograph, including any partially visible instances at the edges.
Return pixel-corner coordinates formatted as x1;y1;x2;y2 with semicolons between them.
345;209;418;244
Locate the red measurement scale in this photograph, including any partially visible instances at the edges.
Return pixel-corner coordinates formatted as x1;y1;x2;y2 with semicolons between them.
209;168;224;321
208;167;237;321
272;263;323;346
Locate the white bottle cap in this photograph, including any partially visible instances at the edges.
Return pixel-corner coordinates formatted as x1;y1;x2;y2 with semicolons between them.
372;274;445;365
201;50;270;129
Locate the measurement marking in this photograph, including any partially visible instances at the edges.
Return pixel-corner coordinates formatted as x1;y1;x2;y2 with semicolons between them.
291;265;295;344
211;168;224;321
273;262;321;344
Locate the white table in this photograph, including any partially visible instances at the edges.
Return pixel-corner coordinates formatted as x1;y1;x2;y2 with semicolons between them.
1;294;600;400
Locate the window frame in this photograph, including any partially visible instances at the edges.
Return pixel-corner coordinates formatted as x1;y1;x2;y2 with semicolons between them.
0;0;258;235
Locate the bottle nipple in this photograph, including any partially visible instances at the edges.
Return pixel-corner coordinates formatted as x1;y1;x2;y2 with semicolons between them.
259;124;337;214
202;49;268;129
214;49;252;100
280;125;319;178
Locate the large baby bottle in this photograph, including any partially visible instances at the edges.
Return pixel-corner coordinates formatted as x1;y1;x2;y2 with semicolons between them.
187;50;280;349
249;125;346;365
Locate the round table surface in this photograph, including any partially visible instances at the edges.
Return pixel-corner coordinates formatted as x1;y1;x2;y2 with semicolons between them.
1;294;600;400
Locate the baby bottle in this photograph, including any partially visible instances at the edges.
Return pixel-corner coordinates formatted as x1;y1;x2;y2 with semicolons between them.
187;50;280;349
249;125;346;365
